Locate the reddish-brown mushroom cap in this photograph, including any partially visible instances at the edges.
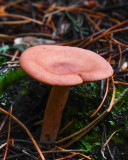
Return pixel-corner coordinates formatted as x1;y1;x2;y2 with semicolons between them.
19;45;114;143
19;45;113;86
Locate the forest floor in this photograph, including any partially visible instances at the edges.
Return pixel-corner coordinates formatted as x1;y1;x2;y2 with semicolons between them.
0;0;128;160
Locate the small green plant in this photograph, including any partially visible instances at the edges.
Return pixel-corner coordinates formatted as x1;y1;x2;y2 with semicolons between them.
80;134;101;152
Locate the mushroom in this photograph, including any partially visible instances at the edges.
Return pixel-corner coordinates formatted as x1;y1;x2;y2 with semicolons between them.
19;45;113;143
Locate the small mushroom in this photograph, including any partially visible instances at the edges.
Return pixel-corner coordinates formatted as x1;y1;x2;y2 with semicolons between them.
19;45;113;142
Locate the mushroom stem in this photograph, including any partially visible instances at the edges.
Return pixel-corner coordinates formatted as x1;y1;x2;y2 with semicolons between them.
40;86;70;142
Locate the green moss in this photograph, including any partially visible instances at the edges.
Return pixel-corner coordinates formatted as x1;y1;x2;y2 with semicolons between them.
78;130;102;152
112;136;124;144
21;89;27;96
23;81;28;88
0;68;26;95
61;82;128;159
115;86;128;103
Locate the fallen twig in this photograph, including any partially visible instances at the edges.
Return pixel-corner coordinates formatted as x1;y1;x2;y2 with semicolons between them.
0;106;45;160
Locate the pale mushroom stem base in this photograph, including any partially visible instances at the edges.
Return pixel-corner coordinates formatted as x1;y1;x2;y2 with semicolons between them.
40;86;70;142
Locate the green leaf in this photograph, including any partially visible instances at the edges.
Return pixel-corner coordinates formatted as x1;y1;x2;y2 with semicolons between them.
109;121;115;126
0;45;10;53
